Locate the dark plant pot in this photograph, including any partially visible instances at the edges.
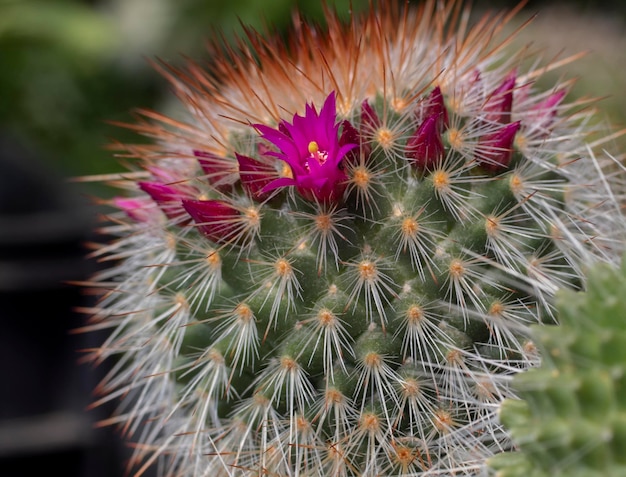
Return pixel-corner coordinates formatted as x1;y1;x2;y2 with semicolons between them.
0;133;131;477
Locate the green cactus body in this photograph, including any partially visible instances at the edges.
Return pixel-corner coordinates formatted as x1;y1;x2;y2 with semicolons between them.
490;259;626;477
87;2;626;476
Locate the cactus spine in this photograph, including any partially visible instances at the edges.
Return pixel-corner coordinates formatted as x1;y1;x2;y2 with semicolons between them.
85;2;626;476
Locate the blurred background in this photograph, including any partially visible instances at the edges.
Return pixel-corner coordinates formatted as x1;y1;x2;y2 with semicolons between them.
0;0;624;475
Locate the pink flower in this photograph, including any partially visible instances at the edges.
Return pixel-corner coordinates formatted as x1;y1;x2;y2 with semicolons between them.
254;92;357;204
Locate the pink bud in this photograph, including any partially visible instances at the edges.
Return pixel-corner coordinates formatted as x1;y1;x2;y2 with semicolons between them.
145;166;198;197
459;69;484;112
477;121;521;172
138;181;189;220
525;89;567;134
339;119;363;164
278;122;291;138
420;86;449;131
236;153;278;202
194;150;237;192
112;197;155;223
484;71;516;124
146;166;180;184
182;199;242;244
360;99;381;135
406;114;445;171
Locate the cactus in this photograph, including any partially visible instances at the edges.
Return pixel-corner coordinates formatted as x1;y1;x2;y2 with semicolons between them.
84;1;626;476
489;258;626;477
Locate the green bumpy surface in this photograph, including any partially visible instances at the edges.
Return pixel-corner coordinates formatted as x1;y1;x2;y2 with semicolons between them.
156;88;584;474
489;259;626;477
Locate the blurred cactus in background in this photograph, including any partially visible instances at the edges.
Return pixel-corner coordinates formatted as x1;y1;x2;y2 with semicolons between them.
489;258;626;477
81;1;626;475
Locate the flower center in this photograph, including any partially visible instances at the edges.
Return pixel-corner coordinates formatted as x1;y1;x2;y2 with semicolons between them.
305;140;329;171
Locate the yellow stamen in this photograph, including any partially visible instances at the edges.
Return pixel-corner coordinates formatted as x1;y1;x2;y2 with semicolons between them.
308;141;319;155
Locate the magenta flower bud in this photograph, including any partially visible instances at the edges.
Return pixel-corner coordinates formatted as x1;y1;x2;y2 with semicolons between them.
406;114;445;171
420;86;449;131
182;199;242;244
278;122;291;138
146;165;180;184
112;197;155;223
255;91;357;204
477;121;521;172
194;150;236;192
525;89;567;133
339;119;363;164
236;153;278;202
138;181;190;220
360;99;381;134
484;71;516;124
